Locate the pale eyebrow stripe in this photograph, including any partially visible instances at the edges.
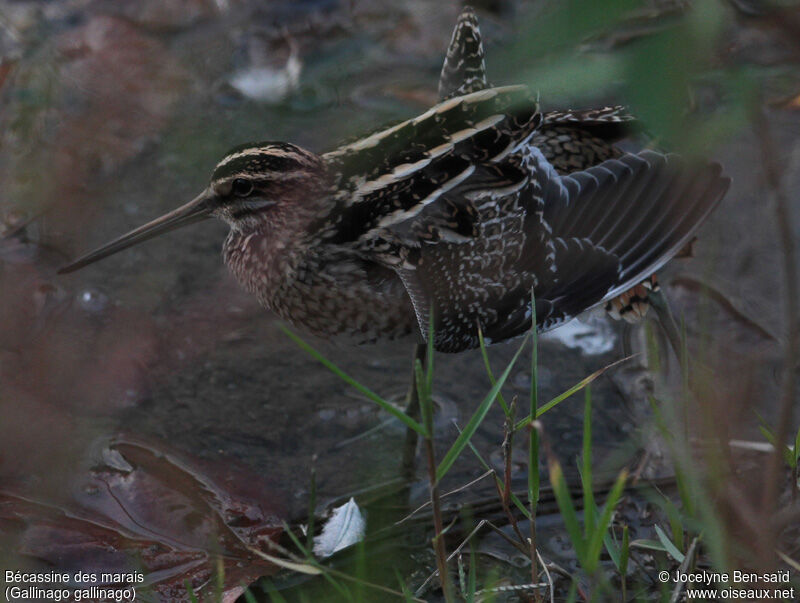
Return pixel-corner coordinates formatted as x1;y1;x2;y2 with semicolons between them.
215;147;308;171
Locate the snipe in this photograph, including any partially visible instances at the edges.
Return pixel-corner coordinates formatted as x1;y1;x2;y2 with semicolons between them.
60;8;729;354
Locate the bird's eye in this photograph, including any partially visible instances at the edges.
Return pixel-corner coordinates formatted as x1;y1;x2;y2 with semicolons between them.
231;178;254;197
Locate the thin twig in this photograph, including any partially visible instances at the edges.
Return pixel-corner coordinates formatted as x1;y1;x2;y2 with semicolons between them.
424;430;453;600
503;397;516;504
542;559;574;582
484;519;532;557
394;470;494;525
446;520;487;562
669;536;699;603
416;339;455;602
414;515;464;596
753;105;799;521
494;475;528;552
776;549;800;573
536;549;555;603
498;397;529;549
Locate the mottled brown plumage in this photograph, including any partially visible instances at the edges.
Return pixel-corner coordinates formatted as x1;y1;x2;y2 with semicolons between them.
440;8;661;323
59;8;730;353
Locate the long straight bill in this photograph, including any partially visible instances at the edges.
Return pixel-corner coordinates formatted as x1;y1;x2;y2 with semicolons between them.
58;191;214;274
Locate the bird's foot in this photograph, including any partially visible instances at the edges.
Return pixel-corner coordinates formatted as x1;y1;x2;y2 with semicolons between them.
605;275;659;323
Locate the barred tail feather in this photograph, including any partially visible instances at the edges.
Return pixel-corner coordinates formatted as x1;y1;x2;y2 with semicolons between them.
438;6;489;101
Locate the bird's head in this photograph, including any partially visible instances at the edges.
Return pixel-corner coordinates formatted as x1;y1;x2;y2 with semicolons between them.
58;142;326;274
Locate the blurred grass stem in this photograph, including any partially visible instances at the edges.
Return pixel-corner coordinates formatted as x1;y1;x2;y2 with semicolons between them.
416;322;455;602
753;103;799;528
529;291;542;602
401;343;428;477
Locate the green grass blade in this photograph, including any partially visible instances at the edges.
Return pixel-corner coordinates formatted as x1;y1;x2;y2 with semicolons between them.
436;334;529;482
756;410;777;446
605;521;630;573
674;464;695;521
528;424;540;510
581;388;595;538
794;426;800;467
619;524;629;601
478;326;510;416
515;356;634;430
620;525;630;576
185;581;199;603
655;524;686;563
416;359;433;438
467;546;477;603
263;581;289;603
509;489;532;519
630;539;669;553
680;315;689;403
679;315;690;443
465;438;532;520
395;571;416;603
282;525;352;598
661;495;685;553
566;579;578;603
279;324;426;435
529;290;539;417
529;289;540;512
585;469;627;573
603;529;620;569
426;309;435;395
758;415;795;467
548;458;586;563
645;320;661;373
759;424;793;467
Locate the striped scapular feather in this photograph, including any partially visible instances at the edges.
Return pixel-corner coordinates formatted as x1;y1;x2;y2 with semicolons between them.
318;86;541;244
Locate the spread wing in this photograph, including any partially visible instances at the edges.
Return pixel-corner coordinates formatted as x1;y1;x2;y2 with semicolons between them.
313;74;727;353
368;147;729;352
313;7;726;352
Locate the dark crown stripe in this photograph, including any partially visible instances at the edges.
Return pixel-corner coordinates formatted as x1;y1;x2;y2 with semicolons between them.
212;143;319;184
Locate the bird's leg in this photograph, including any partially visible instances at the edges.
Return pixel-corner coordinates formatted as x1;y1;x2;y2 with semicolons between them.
401;343;427;477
